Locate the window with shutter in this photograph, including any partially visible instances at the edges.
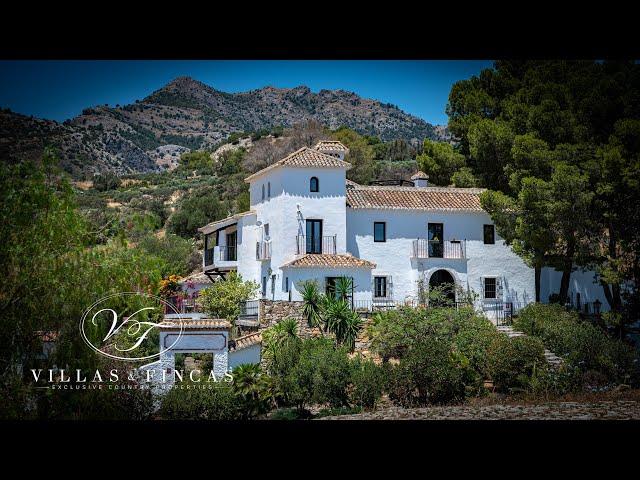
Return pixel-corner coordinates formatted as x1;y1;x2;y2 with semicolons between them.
484;277;497;299
374;277;387;298
387;276;393;300
496;277;503;300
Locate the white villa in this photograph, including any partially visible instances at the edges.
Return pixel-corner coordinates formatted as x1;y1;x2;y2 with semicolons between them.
198;140;610;314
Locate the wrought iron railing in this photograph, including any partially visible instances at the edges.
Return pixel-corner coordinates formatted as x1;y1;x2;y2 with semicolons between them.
411;239;466;259
296;235;337;255
239;300;259;317
256;242;271;260
219;245;237;262
351;299;474;312
204;248;215;266
163;295;201;314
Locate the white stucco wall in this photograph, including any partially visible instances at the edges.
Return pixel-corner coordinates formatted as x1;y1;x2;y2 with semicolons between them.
244;166;349;300
346;208;536;306
228;344;261;369
211;163;598;309
541;267;611;310
282;266;373;302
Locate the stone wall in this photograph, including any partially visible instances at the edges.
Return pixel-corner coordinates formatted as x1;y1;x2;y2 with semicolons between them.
258;300;322;338
258;299;373;353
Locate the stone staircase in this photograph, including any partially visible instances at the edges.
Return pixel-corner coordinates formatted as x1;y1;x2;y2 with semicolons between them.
495;324;563;367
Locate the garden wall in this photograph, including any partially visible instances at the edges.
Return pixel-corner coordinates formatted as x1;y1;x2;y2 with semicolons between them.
258;300;318;338
257;299;373;352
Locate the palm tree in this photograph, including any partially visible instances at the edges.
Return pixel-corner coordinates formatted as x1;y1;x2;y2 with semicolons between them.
232;363;273;419
300;280;324;331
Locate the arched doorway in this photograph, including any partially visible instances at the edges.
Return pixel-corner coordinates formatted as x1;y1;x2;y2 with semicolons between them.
428;269;456;305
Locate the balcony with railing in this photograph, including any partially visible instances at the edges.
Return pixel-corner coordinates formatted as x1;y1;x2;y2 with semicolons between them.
219;245;237;262
164;295;202;315
203;245;238;270
411;239;466;259
296;235;337;255
256;241;271;260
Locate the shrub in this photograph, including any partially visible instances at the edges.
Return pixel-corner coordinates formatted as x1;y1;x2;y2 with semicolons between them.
349;358;386;409
487;335;546;392
41;378;154;420
179;150;213;170
368;306;474;360
198;271;259;321
295;338;352;409
139;234;199;278
454;314;502;379
525;364;584;399
388;336;467;406
514;303;639;384
269;337;352;411
93;171;121;191
159;382;238;420
232;363;275;419
166;188;230;238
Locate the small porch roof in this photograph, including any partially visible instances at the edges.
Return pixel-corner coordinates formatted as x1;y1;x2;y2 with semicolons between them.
281;253;376;269
198;211;255;235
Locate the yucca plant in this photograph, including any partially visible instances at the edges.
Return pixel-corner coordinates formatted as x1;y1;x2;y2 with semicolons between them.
334;276;354;302
324;298;363;351
261;317;300;371
300;280;324;330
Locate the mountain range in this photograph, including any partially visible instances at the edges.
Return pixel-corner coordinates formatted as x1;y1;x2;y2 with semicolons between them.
0;76;447;177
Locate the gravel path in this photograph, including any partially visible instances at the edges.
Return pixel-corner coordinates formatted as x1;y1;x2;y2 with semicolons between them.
320;400;640;420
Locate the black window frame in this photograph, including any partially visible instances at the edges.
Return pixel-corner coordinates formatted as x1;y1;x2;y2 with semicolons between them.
305;219;323;254
225;231;237;261
267;182;271;198
261;184;265;201
483;224;495;245
310;176;319;192
374;276;387;298
374;222;386;242
484;277;497;299
428;222;444;258
325;276;339;297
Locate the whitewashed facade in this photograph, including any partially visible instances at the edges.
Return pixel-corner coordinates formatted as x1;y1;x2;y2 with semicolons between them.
198;141;609;312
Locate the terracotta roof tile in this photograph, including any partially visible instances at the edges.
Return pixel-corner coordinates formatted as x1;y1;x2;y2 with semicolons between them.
411;171;429;180
346;185;485;211
244;147;351;182
282;253;376;269
313;140;349;152
229;332;262;352
160;319;231;330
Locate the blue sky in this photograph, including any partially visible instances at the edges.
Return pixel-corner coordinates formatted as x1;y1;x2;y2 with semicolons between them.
0;60;492;125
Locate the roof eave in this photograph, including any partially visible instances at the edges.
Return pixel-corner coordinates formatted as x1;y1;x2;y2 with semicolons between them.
244;163;352;183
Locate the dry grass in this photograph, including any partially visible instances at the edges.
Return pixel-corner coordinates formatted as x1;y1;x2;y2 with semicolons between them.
73;180;93;190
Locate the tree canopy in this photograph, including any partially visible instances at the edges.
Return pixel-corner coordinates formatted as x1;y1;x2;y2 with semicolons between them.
450;61;640;326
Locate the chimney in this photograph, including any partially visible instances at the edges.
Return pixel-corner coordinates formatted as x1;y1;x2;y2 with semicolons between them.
411;171;429;188
313;140;349;161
